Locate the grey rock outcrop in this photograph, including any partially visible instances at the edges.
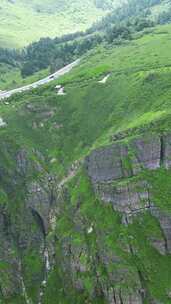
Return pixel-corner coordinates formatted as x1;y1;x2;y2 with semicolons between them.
1;129;171;304
0;205;21;299
86;134;163;184
27;176;56;234
94;180;150;214
86;143;130;182
16;149;43;176
131;135;161;173
151;208;171;254
0;146;57;301
86;132;171;257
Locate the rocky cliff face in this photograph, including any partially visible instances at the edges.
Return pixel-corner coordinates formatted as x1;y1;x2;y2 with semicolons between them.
0;146;57;303
84;132;171;302
1;132;171;304
86;133;171;250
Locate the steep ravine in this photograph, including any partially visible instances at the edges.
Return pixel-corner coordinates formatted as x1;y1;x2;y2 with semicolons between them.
1;131;171;303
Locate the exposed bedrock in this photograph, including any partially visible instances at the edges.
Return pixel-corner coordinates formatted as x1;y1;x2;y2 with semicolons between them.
150;208;171;255
0;147;57;301
86;133;171;183
1;131;171;303
0;205;21;299
93;179;150;214
86;132;171;257
16;148;57;235
85;133;171;210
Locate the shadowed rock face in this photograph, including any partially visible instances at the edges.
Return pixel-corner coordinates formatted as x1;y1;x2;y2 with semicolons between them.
86;134;159;217
16;149;43;176
93;180;150;214
27;177;55;234
86;135;171;214
86;132;171;258
83;133;171;303
86;134;164;183
86;143;131;182
131;135;161;173
0;147;57;302
16;149;56;234
0;206;21;299
85;133;171;200
163;133;171;168
151;208;171;254
1;132;171;304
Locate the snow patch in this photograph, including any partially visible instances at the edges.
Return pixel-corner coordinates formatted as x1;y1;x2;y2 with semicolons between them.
87;226;93;234
0;117;6;127
55;84;62;89
57;87;66;95
98;74;111;84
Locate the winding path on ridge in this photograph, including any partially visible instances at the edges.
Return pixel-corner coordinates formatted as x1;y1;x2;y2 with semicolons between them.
0;59;80;100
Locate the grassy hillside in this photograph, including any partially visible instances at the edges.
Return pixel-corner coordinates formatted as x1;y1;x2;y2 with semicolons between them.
0;0;122;48
2;23;171;168
0;0;166;91
1;21;171;303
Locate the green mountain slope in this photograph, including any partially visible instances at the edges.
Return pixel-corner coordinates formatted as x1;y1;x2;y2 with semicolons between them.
0;0;122;48
0;0;161;91
1;22;171;303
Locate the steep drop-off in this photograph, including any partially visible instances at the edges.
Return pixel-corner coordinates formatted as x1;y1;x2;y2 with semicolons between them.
1;23;171;303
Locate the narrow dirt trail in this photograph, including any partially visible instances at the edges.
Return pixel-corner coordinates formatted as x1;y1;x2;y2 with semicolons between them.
58;159;83;189
49;158;84;232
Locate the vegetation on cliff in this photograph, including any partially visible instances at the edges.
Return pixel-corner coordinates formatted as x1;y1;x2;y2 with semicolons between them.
1;17;171;302
1;1;171;303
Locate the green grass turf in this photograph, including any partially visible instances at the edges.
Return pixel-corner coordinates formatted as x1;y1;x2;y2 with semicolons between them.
0;0;121;48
